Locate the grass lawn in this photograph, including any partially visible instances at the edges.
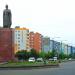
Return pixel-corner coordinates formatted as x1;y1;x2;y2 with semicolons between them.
0;61;59;67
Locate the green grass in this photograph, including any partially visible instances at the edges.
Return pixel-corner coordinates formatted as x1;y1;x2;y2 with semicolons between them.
48;61;59;65
0;61;59;67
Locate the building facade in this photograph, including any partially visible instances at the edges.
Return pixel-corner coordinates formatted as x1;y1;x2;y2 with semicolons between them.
63;44;68;55
50;40;54;52
42;37;50;52
60;43;67;54
14;26;30;53
29;32;34;49
71;46;75;54
67;45;72;55
50;40;60;52
29;32;42;53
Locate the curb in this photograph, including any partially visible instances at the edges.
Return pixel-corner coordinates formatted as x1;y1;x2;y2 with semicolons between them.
0;64;59;70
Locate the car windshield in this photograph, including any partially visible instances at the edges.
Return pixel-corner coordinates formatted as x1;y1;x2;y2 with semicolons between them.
29;58;35;60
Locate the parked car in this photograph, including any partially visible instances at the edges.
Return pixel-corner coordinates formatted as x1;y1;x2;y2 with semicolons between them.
53;57;57;61
36;58;43;62
68;58;72;60
49;58;54;61
28;57;35;62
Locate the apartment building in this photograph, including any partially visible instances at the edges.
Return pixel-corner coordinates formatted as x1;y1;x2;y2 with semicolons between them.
42;37;50;53
29;32;42;53
14;26;30;53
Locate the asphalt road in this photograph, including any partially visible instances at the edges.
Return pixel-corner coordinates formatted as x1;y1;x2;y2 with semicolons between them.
0;61;75;75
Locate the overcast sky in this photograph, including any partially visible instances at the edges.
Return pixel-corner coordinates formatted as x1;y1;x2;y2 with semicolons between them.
0;0;75;46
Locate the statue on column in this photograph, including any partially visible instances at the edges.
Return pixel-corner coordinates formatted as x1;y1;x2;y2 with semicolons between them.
3;5;12;28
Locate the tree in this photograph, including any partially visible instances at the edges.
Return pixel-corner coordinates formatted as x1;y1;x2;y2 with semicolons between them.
45;51;53;59
38;50;58;59
59;52;68;59
30;48;39;58
39;51;45;58
51;50;57;57
71;53;75;59
15;50;29;60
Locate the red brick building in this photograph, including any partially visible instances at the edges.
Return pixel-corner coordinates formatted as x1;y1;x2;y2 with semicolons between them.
29;32;42;53
0;28;14;62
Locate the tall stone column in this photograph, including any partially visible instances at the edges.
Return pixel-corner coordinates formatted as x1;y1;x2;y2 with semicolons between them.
0;28;14;62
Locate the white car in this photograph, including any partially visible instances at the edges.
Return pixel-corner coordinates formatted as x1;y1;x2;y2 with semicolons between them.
28;57;35;62
53;57;57;61
68;58;72;60
36;58;43;62
49;58;54;61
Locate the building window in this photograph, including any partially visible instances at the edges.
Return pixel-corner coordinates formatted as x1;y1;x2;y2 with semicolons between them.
18;34;20;36
27;34;29;36
18;40;20;42
18;47;20;49
18;37;20;39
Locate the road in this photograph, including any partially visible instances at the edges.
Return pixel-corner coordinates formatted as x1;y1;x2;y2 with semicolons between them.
0;61;75;75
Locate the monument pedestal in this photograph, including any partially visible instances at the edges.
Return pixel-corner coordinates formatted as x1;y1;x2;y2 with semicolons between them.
0;28;14;62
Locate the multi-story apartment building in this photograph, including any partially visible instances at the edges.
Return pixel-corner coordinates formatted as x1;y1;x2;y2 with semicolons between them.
29;32;42;53
67;45;72;55
29;32;34;49
62;44;68;55
14;26;30;53
60;43;71;55
60;43;65;53
71;46;75;54
42;37;50;53
50;40;60;53
50;40;54;52
34;32;42;53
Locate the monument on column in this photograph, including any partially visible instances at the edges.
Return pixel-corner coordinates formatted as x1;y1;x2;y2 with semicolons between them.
3;4;12;28
0;5;14;62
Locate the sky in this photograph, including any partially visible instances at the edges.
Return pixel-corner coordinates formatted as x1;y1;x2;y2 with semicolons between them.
0;0;75;46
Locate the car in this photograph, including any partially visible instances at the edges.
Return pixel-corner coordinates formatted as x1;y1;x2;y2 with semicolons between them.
68;58;72;60
53;57;57;61
36;58;43;62
28;57;35;62
49;58;54;61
